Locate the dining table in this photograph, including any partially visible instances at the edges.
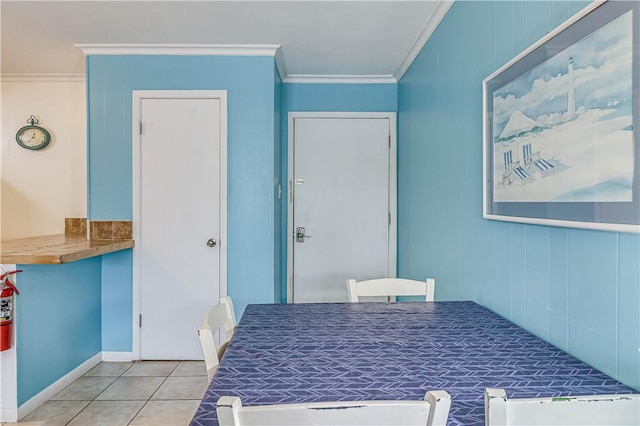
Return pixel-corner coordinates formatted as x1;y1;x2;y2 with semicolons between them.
190;301;635;426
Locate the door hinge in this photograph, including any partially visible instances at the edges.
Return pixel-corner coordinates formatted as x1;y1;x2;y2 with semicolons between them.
389;213;391;225
139;314;142;328
388;134;391;147
289;179;293;203
139;122;143;135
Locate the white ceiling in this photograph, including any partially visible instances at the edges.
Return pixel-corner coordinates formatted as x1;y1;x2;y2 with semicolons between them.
0;1;452;82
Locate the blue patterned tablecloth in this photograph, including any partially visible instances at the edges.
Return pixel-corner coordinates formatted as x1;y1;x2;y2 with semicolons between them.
191;301;634;425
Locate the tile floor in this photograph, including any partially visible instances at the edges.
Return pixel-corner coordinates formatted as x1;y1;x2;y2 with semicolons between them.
2;360;209;426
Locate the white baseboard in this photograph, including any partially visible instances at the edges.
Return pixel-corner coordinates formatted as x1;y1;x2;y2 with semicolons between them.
17;353;102;420
10;351;134;421
102;351;134;362
0;407;17;423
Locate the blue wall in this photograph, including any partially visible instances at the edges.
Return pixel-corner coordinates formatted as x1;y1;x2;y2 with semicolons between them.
101;250;132;351
284;83;397;113
279;83;398;300
398;1;640;391
87;55;279;348
16;259;102;404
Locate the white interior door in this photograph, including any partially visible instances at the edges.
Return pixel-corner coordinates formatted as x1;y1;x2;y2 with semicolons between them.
289;114;396;303
135;92;226;360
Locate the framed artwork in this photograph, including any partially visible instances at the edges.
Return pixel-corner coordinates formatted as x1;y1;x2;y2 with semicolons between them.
483;0;639;233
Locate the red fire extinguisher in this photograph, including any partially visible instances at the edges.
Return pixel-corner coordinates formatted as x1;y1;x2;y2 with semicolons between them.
1;269;22;351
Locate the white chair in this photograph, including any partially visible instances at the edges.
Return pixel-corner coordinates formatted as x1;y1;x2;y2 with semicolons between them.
346;278;435;302
216;390;451;426
484;388;640;426
198;296;237;381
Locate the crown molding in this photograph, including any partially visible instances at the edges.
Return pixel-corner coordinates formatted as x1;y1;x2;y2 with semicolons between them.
283;75;397;84
0;73;85;82
76;43;285;80
76;43;280;57
274;48;287;82
394;0;454;81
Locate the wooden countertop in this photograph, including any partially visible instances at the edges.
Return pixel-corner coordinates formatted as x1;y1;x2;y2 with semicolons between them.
0;234;135;264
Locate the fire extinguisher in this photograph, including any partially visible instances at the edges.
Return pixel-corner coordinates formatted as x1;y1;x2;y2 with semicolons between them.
1;269;22;351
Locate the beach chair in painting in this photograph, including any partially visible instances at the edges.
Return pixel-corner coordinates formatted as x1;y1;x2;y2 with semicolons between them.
522;143;555;177
503;149;531;182
503;150;513;171
534;157;555;176
522;143;533;167
512;164;530;180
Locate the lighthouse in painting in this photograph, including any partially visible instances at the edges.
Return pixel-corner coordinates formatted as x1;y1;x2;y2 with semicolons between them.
567;57;575;117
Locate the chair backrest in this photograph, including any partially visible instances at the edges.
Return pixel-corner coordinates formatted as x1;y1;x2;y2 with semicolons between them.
346;278;435;302
217;390;451;426
198;296;237;381
522;143;532;165
485;388;640;426
503;150;513;170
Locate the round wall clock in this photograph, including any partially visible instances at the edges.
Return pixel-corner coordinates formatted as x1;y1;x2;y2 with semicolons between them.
16;116;51;150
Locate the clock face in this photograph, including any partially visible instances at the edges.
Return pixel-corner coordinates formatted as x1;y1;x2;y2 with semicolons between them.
16;125;50;150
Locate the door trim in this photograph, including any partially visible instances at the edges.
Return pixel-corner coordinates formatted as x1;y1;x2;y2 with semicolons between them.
286;112;397;303
131;90;227;360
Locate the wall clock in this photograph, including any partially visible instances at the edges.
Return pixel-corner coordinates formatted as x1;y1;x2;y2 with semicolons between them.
16;115;51;150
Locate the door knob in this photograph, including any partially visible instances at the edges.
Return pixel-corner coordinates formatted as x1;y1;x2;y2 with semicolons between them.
207;238;217;247
296;227;311;243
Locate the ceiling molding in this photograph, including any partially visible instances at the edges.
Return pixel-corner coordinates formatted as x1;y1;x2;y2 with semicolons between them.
0;73;85;82
76;43;286;80
394;0;454;82
283;75;397;84
75;43;280;57
274;48;287;82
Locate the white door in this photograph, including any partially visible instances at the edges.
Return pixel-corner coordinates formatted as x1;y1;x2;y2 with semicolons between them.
134;92;226;360
289;114;396;303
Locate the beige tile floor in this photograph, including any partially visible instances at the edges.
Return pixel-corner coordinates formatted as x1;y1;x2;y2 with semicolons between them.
2;361;210;426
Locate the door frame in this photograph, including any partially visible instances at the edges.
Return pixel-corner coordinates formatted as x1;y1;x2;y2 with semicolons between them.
286;112;397;303
131;90;227;360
